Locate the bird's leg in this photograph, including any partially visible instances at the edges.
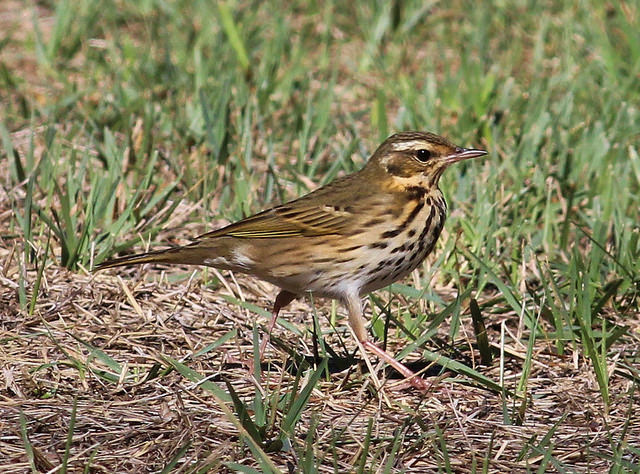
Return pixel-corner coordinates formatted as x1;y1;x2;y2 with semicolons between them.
344;295;431;391
259;290;297;357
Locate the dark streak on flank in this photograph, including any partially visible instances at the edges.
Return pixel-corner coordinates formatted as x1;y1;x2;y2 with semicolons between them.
390;244;405;254
365;217;386;226
342;245;362;252
369;242;388;249
373;259;390;272
268;247;296;257
381;229;401;239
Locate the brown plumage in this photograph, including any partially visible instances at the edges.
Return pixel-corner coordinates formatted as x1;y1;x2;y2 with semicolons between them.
95;131;487;390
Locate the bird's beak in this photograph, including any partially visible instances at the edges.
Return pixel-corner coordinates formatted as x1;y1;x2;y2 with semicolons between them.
442;147;487;164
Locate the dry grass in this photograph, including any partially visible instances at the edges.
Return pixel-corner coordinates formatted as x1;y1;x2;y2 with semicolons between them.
1;219;639;471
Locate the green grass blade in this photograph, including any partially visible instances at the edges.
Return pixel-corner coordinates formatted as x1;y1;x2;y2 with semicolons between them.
68;333;123;374
193;329;237;358
60;395;78;474
225;379;264;446
216;2;250;73
159;441;191;474
280;358;327;437
19;411;37;473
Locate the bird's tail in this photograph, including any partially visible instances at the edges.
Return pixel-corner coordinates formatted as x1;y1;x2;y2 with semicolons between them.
93;244;211;271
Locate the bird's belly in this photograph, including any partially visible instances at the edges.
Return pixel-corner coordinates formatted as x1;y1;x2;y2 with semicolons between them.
234;236;362;299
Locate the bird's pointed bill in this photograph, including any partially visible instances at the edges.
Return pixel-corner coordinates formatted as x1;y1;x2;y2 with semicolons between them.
441;148;487;164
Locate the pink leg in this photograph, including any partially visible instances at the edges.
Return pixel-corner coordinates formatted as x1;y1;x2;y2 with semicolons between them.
344;295;431;391
259;290;297;357
361;340;430;390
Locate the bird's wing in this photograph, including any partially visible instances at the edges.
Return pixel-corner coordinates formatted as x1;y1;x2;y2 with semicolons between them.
197;203;354;239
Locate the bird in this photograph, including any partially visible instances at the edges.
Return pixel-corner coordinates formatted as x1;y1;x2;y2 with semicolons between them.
94;131;487;390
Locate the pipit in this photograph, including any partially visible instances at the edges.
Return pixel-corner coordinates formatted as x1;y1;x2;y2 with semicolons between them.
95;131;486;390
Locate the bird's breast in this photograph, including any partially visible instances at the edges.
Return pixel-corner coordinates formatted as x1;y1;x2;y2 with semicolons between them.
355;190;447;295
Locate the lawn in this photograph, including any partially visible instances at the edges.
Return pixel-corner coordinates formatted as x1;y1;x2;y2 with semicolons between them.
1;0;639;472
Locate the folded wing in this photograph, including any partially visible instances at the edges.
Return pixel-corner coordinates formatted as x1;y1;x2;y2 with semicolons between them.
197;204;353;239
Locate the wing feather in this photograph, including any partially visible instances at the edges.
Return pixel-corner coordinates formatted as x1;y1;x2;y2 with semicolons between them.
197;204;353;240
196;173;374;240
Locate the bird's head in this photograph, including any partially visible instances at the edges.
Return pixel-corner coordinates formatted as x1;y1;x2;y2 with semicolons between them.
368;131;487;188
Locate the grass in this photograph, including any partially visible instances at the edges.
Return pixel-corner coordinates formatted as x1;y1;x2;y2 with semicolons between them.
1;0;639;471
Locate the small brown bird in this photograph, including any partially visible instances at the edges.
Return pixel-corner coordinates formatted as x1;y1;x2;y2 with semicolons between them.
95;131;486;390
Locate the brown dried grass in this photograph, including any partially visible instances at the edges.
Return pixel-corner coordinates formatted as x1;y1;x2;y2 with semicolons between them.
1;224;639;471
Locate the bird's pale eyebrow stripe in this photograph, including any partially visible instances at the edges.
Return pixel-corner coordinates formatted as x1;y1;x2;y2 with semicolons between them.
391;140;426;151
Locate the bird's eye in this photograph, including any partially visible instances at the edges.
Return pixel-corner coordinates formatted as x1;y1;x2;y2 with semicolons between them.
415;149;432;162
